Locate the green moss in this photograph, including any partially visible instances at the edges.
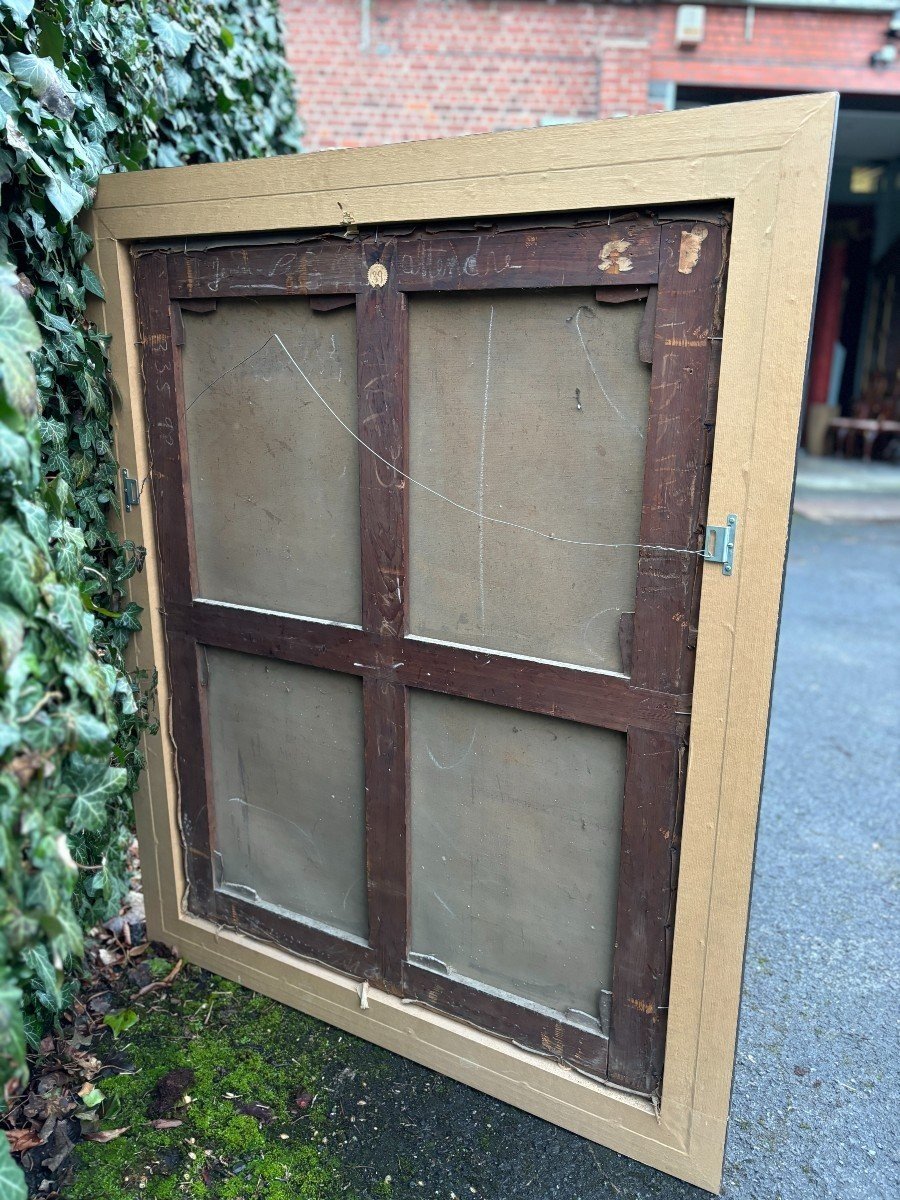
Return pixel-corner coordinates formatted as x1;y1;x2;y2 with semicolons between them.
69;966;357;1200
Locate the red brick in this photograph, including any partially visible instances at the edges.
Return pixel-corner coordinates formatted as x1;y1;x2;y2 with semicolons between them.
280;0;900;150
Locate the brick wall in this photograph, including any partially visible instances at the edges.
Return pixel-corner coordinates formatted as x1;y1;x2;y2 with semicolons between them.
650;6;900;95
281;0;900;151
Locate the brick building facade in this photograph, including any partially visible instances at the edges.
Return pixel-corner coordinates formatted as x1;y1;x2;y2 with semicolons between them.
280;1;900;151
280;1;900;450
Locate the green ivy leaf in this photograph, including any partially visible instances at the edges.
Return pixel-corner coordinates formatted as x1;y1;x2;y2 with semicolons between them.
0;420;35;478
59;653;107;706
81;263;105;300
45;474;73;516
0;280;41;416
0;522;41;614
0;0;301;1124
0;600;26;667
0;1;36;28
45;173;85;223
115;602;142;633
113;673;137;716
55;904;84;958
23;944;62;1011
149;13;195;59
39;416;67;451
53;526;85;581
0;979;26;1082
70;711;113;751
65;753;127;831
37;9;66;66
0;1137;28;1200
154;144;184;169
8;52;76;120
14;494;50;551
46;582;92;651
103;1008;138;1039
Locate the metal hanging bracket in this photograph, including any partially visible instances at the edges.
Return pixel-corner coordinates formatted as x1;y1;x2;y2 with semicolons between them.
702;514;737;575
122;468;140;513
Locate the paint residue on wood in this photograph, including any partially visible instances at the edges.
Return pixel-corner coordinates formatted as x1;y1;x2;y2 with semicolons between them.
599;239;633;274
677;225;708;274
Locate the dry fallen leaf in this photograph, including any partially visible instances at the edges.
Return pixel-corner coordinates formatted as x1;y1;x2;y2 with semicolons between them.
5;1128;43;1152
84;1126;129;1143
68;1050;103;1079
135;958;183;997
7;750;52;787
237;1101;274;1124
149;1119;183;1130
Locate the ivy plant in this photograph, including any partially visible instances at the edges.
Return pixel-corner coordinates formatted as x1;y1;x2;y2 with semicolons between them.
0;2;300;1191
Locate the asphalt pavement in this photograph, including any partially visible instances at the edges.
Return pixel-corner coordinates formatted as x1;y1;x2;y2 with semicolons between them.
333;514;900;1200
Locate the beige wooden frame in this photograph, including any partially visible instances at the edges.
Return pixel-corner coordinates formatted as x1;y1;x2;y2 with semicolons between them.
86;93;836;1193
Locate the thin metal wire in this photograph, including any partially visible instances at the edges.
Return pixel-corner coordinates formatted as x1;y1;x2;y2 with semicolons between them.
186;330;704;558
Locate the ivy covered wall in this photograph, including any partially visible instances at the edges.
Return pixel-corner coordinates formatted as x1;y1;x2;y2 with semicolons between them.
0;2;300;1189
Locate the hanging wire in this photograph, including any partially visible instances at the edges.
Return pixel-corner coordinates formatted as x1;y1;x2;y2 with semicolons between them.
187;331;703;559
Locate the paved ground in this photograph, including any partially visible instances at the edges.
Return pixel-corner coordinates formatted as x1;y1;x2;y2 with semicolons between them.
793;451;900;522
329;515;900;1199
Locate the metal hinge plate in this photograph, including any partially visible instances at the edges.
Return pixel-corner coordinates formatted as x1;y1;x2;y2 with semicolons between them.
703;514;737;575
122;468;140;513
